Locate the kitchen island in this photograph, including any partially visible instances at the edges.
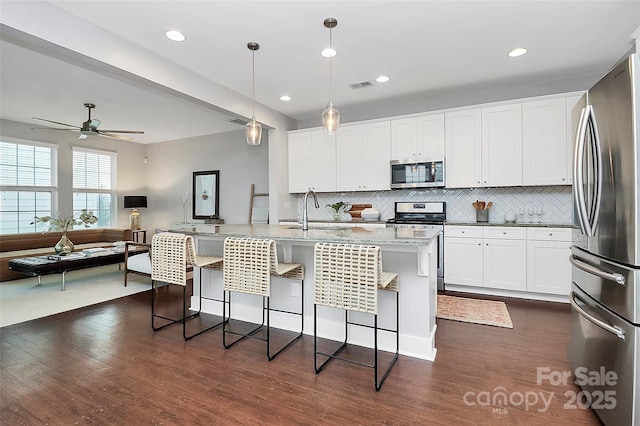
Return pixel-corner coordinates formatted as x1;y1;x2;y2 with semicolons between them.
168;224;440;361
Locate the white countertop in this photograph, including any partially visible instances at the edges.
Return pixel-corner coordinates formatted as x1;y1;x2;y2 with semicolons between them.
168;224;439;246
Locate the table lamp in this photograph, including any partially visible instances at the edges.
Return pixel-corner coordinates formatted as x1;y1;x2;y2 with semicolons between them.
124;196;147;230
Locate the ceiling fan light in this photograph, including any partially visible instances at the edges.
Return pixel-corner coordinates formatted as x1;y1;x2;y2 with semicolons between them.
246;117;262;145
322;102;340;135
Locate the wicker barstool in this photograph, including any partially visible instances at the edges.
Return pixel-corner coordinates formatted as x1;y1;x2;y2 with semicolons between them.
222;237;304;361
151;232;224;340
313;242;399;391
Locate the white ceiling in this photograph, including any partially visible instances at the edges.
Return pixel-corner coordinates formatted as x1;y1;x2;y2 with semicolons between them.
1;1;639;144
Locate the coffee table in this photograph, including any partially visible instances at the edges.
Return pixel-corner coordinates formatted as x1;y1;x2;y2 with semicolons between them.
9;248;144;291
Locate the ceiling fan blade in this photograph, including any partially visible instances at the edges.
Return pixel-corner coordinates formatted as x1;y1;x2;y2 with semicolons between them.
90;119;101;128
98;132;133;141
32;117;80;129
31;127;78;132
98;129;144;134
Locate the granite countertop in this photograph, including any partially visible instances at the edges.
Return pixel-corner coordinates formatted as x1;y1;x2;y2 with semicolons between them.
278;218;387;225
445;221;574;228
168;224;438;246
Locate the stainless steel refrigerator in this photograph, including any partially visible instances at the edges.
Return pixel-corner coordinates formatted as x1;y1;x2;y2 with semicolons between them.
570;53;639;426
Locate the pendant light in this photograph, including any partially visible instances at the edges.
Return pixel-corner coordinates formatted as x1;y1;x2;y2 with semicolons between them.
322;18;340;135
246;42;262;145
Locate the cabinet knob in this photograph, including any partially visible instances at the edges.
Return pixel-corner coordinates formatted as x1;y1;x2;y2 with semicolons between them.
549;233;553;236
562;178;565;181
503;232;506;235
477;181;481;184
486;243;489;246
461;231;465;233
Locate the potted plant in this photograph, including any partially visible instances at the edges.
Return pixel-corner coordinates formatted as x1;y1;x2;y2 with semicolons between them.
31;209;99;254
326;201;349;222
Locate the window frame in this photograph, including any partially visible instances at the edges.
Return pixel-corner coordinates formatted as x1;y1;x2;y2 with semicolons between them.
72;146;118;228
0;138;58;234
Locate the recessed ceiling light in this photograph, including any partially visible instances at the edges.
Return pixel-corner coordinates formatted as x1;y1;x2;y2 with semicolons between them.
376;75;390;83
165;30;186;42
321;48;337;58
280;95;292;102
508;47;528;58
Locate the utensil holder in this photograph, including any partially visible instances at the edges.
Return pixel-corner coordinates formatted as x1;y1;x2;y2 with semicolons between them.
476;209;488;223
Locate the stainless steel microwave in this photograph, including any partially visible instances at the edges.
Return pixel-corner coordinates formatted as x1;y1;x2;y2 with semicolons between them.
390;158;445;189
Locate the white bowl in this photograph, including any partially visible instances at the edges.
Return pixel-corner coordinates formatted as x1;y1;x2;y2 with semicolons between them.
504;212;516;223
360;208;380;221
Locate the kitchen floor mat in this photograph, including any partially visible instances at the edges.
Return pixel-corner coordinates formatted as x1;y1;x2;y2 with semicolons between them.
437;294;513;328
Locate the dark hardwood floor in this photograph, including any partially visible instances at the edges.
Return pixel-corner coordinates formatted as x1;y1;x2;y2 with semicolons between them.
1;287;602;425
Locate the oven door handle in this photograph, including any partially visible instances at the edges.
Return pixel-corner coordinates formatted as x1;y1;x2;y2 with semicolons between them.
570;291;625;340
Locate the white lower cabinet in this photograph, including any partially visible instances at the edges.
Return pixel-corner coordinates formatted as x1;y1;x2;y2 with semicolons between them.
444;225;571;297
483;237;527;291
526;228;572;295
444;235;483;287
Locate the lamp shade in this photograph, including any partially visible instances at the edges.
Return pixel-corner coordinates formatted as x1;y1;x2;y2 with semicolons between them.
124;196;147;209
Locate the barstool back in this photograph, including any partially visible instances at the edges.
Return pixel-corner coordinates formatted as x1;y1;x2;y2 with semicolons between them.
314;243;387;314
151;232;196;286
223;237;277;296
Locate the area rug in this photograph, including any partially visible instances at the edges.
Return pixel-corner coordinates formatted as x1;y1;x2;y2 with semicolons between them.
437;295;513;328
0;264;150;328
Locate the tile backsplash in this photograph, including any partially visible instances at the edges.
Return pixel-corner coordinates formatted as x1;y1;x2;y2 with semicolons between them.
294;186;573;225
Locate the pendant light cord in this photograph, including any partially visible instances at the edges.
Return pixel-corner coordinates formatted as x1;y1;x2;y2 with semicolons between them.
252;49;256;118
329;26;333;105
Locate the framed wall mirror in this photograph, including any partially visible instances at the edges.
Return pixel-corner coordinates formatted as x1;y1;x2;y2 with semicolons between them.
193;170;220;219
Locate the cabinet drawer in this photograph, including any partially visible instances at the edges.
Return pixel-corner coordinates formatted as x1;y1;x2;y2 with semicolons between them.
483;226;526;239
444;226;483;238
526;227;572;241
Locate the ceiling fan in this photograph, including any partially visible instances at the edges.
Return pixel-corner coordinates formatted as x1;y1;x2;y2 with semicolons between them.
32;103;144;141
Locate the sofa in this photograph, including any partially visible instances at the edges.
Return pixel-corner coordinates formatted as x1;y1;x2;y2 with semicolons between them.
0;228;133;281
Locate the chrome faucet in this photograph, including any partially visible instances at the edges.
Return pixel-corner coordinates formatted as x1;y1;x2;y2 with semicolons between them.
302;189;319;230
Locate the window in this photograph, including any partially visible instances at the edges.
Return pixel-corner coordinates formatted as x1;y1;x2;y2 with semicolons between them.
0;140;57;234
72;147;117;228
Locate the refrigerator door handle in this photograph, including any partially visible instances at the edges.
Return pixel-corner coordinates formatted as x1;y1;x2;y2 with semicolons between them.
569;255;626;285
573;105;603;237
587;107;603;233
573;106;591;236
570;291;626;340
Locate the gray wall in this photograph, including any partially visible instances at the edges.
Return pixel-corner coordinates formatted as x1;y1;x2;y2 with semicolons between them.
145;130;269;232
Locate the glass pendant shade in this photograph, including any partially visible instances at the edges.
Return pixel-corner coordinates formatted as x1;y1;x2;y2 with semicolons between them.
246;117;262;145
322;102;340;135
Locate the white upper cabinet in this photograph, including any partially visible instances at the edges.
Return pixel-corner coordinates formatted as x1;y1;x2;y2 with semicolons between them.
288;130;336;193
482;104;523;187
445;109;482;188
522;98;568;185
336;122;390;191
391;114;444;161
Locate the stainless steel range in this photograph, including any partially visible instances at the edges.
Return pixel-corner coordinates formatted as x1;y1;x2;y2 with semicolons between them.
386;201;445;290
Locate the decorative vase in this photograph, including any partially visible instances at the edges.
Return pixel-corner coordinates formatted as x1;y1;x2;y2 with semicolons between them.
332;211;342;221
55;233;74;255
